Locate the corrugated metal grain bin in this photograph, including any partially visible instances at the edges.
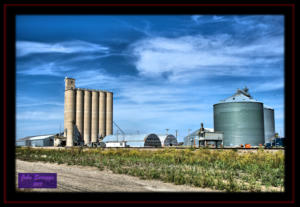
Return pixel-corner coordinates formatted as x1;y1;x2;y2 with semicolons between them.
213;88;265;147
263;105;275;144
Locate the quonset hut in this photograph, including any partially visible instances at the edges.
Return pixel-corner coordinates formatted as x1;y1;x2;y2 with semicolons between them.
102;133;178;147
157;134;178;147
102;133;162;147
213;87;266;147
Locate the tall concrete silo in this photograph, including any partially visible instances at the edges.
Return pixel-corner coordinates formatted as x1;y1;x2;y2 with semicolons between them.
75;89;84;141
106;92;113;136
63;92;67;137
83;90;91;145
99;91;106;138
64;77;76;147
91;90;99;143
213;88;265;147
264;105;275;143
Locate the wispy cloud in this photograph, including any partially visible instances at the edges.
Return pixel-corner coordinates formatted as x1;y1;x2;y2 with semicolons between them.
191;15;203;24
191;15;228;24
131;34;283;79
16;40;109;57
17;62;73;76
251;78;284;92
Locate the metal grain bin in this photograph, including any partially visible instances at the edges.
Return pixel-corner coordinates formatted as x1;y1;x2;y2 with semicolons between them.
213;88;265;147
263;105;275;144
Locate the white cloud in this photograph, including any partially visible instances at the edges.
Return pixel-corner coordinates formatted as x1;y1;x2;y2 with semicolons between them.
17;62;72;76
191;15;203;24
131;34;283;79
73;70;117;89
213;15;225;21
251;78;284;92
16;40;109;57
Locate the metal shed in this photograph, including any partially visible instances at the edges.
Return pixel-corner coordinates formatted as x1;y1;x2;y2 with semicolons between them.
16;134;55;147
183;128;214;146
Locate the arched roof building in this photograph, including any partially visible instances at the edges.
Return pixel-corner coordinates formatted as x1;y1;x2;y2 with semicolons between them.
102;133;162;147
157;134;178;146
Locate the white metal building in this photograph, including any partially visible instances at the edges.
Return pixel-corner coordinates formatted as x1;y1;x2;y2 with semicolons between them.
16;134;55;147
102;133;178;147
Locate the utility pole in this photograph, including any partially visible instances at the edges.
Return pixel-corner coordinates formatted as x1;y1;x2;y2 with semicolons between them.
166;128;169;135
175;130;178;139
116;130;119;142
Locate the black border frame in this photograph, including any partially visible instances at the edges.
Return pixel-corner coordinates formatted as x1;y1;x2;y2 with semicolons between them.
2;3;296;204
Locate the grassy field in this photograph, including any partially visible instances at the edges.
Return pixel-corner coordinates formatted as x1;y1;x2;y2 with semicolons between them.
15;147;284;192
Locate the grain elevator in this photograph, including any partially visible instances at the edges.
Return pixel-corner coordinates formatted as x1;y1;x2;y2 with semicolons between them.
64;77;113;146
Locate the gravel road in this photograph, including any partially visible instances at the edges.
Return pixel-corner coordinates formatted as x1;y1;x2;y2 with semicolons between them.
16;159;219;192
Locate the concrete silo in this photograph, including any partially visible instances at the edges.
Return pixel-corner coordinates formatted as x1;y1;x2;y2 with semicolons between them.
75;89;84;141
264;105;275;144
83;90;91;145
213;88;265;147
64;77;76;147
63;78;113;146
91;90;99;143
63;91;67;137
106;92;113;136
99;91;106;138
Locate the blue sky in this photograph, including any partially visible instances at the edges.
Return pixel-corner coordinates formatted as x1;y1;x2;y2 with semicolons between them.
16;15;285;141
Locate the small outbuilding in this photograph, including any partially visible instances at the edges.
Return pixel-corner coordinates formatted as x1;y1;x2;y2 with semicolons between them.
16;134;55;147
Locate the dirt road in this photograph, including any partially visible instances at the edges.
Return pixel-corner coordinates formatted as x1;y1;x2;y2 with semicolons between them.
16;159;219;192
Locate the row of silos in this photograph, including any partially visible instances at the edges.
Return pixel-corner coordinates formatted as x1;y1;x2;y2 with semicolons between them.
213;87;275;147
64;77;113;146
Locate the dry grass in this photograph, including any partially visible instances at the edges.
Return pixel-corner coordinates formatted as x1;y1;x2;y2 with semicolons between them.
16;147;284;192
